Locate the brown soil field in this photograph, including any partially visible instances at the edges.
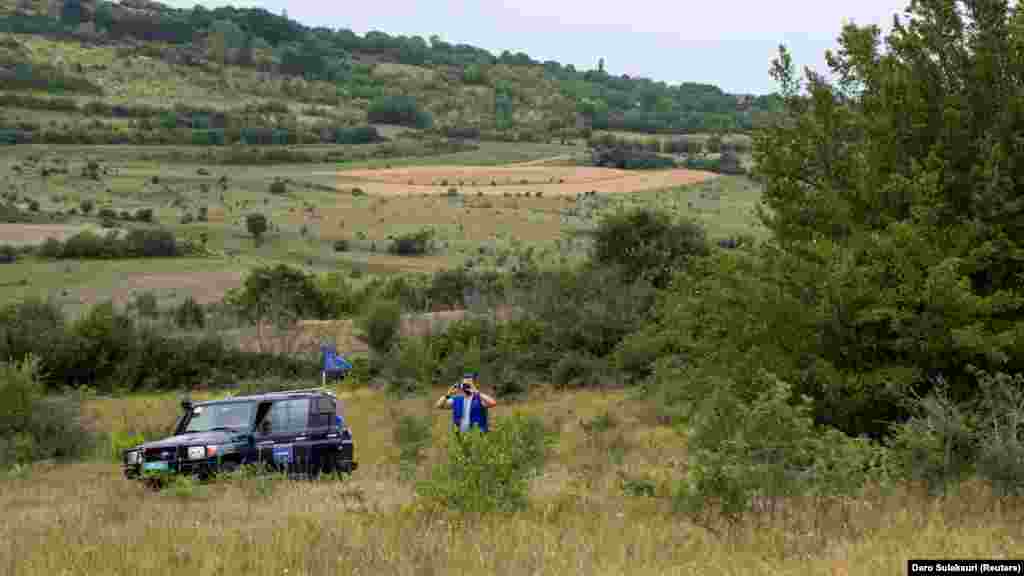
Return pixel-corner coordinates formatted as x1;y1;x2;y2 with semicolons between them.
0;223;95;246
72;270;247;307
324;166;715;197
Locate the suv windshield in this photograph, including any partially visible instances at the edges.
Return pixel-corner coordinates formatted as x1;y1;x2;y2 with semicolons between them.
184;401;257;433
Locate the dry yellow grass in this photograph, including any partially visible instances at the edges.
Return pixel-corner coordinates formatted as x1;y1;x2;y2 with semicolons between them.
4;388;1021;575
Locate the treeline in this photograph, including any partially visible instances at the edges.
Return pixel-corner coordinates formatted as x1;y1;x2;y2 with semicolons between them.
35;228;192;260
0;299;317;394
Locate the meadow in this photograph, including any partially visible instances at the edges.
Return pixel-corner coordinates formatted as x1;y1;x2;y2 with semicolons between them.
2;385;1020;576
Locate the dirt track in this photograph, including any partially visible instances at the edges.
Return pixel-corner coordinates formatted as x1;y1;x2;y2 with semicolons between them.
322;165;715;197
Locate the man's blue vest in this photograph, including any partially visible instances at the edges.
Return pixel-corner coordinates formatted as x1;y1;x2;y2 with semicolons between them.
452;394;488;433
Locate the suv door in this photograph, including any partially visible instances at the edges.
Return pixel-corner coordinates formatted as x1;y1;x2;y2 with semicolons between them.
306;396;344;474
254;398;311;473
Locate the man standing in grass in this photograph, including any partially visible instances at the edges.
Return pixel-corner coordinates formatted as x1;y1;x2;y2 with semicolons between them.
435;372;497;433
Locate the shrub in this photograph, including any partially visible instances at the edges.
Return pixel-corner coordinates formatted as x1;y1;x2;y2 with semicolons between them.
134;208;153;223
0;244;16;264
328;125;380;144
389;228;435;256
972;369;1024;496
0;356;95;468
228;264;328;325
357;298;401;355
385;336;437;398
590;206;708;289
551;351;604;389
131;291;159;319
269;179;287;195
393;411;432;481
367;95;433;129
173;297;205;329
246;213;268;242
416;414;555;513
333;239;349;252
672;374;889;524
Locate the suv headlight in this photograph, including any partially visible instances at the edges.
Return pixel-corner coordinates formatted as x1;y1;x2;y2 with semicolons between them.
125;450;140;465
187;446;206;460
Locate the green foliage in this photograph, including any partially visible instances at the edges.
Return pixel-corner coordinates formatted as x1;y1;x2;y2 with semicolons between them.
672;373;889;523
130;291;160;319
108;430;146;462
589;146;676;170
36;229;181;259
416;414;555;514
367;95;433;129
326;125;381;145
887;369;1024;497
173;297;205;329
0;355;95;468
245;213;268;242
551;351;605;389
228;264;328;325
385;336;436;397
513;266;657;371
357;298;401;355
268;179;287;195
591;206;708;289
0;299;315;393
389;228;435;256
745;6;1024;428
393;411;432;481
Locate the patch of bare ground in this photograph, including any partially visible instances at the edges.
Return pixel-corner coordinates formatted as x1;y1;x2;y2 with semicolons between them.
0;223;95;246
74;270;246;307
320;165;716;197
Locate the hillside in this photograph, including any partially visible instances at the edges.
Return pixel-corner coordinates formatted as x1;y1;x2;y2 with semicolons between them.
0;0;782;146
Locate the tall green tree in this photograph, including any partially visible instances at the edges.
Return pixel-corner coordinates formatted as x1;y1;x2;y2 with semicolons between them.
637;0;1024;439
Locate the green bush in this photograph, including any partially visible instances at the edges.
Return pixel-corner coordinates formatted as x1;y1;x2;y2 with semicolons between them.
672;373;889;524
551;351;604;389
41;229;181;259
416;413;555;513
385;336;438;397
590;206;708;289
174;297;205;329
0;356;95;468
269;179;287;195
357;298;401;355
130;291;160;319
228;264;328;325
393;411;432;481
367;95;433;129
389;228;435;256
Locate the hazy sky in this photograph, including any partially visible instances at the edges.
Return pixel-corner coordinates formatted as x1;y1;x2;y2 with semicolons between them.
161;0;910;95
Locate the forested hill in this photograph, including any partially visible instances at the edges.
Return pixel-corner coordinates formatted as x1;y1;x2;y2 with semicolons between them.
0;0;782;141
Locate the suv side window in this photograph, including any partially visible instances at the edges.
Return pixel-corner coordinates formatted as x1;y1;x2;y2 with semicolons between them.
310;397;336;428
260;398;311;435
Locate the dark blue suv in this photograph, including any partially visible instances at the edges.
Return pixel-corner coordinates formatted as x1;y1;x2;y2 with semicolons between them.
122;388;357;481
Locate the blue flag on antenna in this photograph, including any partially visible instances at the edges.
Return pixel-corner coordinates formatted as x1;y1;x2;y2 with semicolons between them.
321;345;352;374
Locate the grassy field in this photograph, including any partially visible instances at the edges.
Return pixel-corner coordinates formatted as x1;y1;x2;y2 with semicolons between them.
0;141;756;312
1;386;1020;576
